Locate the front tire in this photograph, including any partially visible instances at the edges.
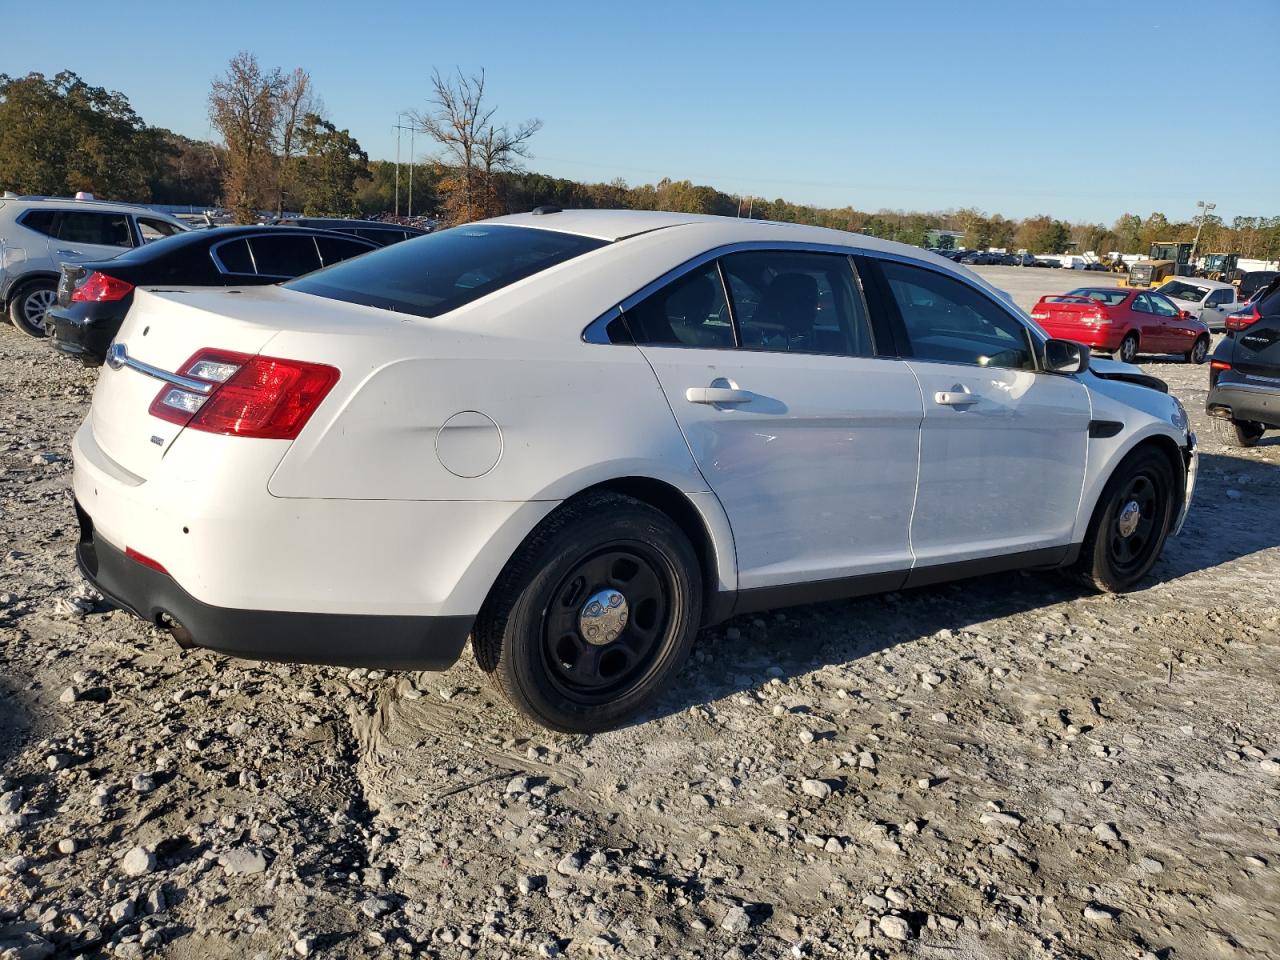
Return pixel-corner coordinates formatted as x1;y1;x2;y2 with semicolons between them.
473;492;702;733
8;281;57;338
1072;446;1177;592
1185;336;1209;364
1211;416;1264;448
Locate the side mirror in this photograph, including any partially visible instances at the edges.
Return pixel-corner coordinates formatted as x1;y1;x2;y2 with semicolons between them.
1179;309;1195;321
1043;338;1089;374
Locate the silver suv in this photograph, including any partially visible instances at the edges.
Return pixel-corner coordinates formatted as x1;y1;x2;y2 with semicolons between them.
0;195;188;336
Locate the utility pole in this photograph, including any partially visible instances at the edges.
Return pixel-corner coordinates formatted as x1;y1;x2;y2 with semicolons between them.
393;115;417;219
1191;200;1216;261
393;123;401;217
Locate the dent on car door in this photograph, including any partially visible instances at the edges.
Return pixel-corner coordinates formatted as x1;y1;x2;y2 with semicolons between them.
629;250;923;591
865;257;1091;566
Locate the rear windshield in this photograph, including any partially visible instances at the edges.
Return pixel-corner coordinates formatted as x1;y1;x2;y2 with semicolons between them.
1065;288;1128;306
284;224;607;318
1157;280;1210;302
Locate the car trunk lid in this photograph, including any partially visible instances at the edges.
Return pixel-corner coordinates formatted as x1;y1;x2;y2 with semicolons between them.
88;288;281;479
1030;295;1109;331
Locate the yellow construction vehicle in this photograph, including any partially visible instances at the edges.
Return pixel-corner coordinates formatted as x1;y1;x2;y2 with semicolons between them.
1196;252;1240;282
1120;241;1194;288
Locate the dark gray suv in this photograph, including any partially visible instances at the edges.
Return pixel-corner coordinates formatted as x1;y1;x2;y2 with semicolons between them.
1207;279;1280;446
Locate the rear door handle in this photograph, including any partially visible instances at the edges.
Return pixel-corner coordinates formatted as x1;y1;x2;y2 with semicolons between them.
934;389;979;407
55;248;81;256
686;386;753;405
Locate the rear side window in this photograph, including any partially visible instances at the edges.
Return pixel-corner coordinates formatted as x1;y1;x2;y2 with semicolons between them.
626;265;734;348
286;225;607;318
316;235;374;266
720;250;871;357
250;235;322;278
878;260;1034;370
213;239;254;274
58;212;133;247
18;210;58;237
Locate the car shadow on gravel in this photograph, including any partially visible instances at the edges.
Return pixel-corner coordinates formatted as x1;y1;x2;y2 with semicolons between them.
641;448;1280;726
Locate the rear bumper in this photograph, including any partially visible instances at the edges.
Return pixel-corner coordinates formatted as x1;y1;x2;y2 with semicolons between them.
1040;327;1122;351
1207;380;1280;428
47;307;119;366
75;501;473;669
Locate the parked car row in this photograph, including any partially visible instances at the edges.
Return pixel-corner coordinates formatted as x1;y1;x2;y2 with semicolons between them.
0;193;425;354
68;209;1196;731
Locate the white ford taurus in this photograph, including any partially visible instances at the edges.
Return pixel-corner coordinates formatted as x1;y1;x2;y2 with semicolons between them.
73;209;1196;731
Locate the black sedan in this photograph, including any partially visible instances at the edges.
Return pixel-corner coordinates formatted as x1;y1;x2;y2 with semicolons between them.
47;226;377;365
1207;279;1280;447
271;217;429;246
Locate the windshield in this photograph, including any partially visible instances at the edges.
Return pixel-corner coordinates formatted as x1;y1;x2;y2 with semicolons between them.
1157;281;1210;302
285;224;608;318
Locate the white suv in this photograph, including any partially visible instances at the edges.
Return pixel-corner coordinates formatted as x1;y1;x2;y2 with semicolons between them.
72;210;1196;732
0;195;188;336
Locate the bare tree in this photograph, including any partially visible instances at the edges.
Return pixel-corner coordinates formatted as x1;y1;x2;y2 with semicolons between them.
209;52;283;222
413;69;540;223
275;67;316;216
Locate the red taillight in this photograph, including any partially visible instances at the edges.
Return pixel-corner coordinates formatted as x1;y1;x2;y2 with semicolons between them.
126;547;169;575
1225;305;1261;331
1210;360;1231;371
147;348;340;440
70;271;134;302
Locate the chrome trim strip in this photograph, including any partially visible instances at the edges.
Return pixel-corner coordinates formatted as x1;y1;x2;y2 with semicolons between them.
105;343;215;395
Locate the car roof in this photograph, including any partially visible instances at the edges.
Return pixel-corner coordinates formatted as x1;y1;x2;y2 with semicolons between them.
280;217;422;229
0;196;184;219
1165;277;1234;289
482;209;954;265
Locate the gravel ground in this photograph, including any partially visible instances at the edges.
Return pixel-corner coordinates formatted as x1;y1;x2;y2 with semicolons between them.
1;304;1279;960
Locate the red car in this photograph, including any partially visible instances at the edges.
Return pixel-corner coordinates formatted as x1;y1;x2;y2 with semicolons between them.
1029;287;1210;364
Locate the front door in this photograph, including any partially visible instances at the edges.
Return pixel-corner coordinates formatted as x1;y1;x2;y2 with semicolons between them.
869;257;1091;568
629;250;924;591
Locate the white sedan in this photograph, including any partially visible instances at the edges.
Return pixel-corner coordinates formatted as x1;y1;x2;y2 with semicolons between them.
72;210;1196;731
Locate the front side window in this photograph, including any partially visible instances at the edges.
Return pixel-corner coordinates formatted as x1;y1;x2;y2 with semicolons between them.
287;224;606;318
879;260;1034;370
316;235;375;266
58;212;132;247
250;235;322;278
719;250;870;357
626;265;734;349
137;217;185;243
1149;295;1179;317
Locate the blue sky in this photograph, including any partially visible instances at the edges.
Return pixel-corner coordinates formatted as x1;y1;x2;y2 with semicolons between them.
7;0;1277;223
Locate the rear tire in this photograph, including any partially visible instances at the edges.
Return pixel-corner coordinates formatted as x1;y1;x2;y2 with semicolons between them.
1185;336;1209;364
1211;416;1264;448
1117;332;1139;364
7;280;57;338
473;492;702;733
1071;446;1177;593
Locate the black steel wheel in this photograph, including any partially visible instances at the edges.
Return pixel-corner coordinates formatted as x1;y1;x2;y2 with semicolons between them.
1072;445;1177;592
473;492;701;732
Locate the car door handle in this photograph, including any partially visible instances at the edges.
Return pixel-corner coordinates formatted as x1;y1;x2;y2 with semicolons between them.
686;386;753;405
934;390;979;407
55;248;81;256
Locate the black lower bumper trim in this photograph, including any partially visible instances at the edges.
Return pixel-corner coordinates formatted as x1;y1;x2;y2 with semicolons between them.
74;502;472;670
1206;384;1280;429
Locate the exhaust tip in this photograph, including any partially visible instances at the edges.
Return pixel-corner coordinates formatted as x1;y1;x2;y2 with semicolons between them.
1207;404;1233;419
157;612;194;649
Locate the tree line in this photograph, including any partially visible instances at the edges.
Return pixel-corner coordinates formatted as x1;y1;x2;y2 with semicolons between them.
2;62;1278;260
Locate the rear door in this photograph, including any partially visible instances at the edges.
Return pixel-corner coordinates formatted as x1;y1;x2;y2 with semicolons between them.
865;256;1090;567
632;250;923;591
51;211;135;265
